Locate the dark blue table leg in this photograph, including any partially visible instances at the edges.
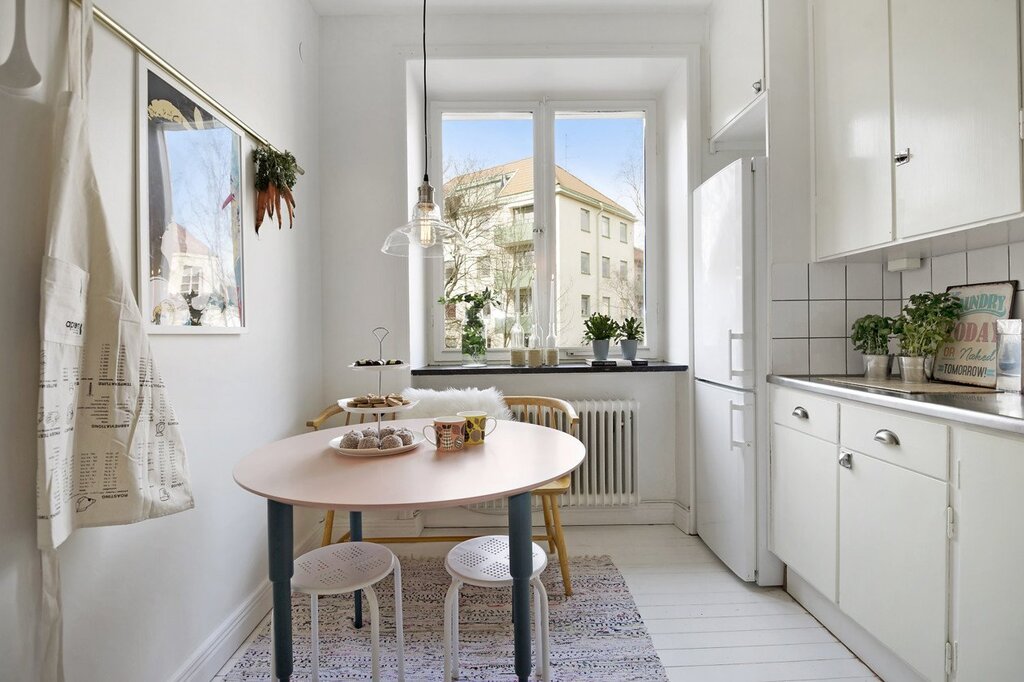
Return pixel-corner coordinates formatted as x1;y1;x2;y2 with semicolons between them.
508;492;532;682
350;511;363;628
268;500;293;682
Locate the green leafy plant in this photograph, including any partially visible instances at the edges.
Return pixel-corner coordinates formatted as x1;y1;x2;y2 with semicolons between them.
582;313;620;343
850;314;893;356
894;292;964;357
438;289;500;358
253;146;299;232
619;316;644;342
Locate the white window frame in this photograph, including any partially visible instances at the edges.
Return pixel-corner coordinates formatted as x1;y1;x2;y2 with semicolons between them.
619;221;628;242
600;215;611;238
428;99;660;362
601;256;611;279
580;208;591;232
580;251;591;275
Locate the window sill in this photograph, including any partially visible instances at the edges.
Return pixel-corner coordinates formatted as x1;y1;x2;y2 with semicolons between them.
411;361;689;376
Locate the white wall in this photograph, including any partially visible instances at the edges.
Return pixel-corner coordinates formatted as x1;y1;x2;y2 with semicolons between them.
0;0;323;680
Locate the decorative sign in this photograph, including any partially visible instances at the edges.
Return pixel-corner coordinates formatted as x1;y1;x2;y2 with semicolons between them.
933;281;1017;387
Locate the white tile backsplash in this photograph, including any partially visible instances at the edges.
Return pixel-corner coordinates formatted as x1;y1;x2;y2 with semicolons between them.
846;339;864;376
901;258;932;297
932;252;967;291
846;300;883;330
809;300;846;337
809;338;847;375
771;339;809;375
771;263;809;300
883;300;902;318
967;245;1009;284
846;263;883;299
882;268;902;300
1009;242;1024;288
770;301;809;338
809;263;847;300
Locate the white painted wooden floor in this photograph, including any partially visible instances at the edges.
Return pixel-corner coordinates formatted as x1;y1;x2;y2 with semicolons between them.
215;524;879;681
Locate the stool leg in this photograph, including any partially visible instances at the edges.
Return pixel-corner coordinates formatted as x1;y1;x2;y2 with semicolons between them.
532;582;543;680
393;561;405;682
442;581;459;681
452;582;461;679
536;580;551;682
364;585;381;682
309;594;320;682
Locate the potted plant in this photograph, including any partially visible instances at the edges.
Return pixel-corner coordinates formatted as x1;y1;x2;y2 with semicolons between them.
582;313;620;361
893;292;964;382
438;289;499;367
618;316;644;361
850;314;894;380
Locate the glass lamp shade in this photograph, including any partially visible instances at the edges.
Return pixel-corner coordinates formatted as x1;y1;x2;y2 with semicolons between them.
381;180;465;257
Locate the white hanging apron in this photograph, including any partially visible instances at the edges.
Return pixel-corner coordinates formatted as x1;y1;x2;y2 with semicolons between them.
36;3;194;678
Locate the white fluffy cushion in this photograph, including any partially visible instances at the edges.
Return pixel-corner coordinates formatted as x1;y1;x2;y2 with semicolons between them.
400;387;514;421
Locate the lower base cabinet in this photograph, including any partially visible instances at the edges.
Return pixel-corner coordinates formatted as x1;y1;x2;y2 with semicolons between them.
838;449;948;682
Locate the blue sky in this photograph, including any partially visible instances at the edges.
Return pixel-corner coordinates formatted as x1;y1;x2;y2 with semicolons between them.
441;114;645;221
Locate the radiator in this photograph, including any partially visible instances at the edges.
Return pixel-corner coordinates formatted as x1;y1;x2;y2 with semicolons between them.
471;399;640;510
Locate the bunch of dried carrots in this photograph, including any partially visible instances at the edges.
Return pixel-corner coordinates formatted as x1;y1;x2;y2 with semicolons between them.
253;146;299;233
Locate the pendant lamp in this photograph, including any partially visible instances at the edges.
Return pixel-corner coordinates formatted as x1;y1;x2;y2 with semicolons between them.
381;0;464;258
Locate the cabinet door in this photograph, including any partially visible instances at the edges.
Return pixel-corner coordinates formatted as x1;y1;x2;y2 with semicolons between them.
839;451;948;682
892;0;1023;237
811;0;893;258
953;429;1024;681
708;0;764;137
770;424;837;600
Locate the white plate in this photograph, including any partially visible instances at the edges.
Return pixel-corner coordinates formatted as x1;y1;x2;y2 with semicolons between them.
329;431;425;457
348;362;409;371
337;397;418;415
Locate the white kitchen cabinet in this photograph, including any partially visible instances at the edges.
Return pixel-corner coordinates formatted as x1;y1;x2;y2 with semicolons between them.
708;0;764;138
952;428;1024;681
891;0;1022;238
838;449;948;682
811;0;893;258
770;424;837;600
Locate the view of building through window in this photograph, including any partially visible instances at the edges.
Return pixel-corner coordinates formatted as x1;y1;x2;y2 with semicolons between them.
440;109;646;352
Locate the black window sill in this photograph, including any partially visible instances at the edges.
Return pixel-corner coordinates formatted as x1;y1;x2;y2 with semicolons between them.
411;361;689;376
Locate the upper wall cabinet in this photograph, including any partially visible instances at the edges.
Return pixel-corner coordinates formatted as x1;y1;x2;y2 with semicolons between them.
812;0;893;258
892;0;1022;238
708;0;765;139
812;0;1024;259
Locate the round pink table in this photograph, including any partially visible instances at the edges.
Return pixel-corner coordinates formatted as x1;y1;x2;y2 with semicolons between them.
234;418;585;682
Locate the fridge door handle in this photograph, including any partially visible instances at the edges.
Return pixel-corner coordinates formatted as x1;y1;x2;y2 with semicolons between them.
729;402;750;450
727;329;753;378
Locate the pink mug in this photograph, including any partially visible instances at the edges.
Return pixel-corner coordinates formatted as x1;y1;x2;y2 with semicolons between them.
423;416;467;451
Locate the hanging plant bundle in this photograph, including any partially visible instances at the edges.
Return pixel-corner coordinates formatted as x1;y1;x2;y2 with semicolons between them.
253;146;299;233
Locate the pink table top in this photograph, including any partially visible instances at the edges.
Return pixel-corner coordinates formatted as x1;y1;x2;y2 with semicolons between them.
233;418;586;511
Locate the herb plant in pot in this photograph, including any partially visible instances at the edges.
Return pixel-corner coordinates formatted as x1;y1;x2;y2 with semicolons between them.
619;316;644;361
850;314;894;380
582;313;620;361
438;289;499;367
893;292;964;383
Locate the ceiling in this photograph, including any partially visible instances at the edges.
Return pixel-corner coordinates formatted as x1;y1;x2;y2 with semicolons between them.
312;0;710;15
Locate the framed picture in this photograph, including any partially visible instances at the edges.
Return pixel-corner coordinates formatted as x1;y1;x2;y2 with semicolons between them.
933;280;1018;387
137;56;246;334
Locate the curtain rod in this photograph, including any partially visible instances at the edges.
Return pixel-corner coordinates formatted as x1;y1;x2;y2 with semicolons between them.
70;0;304;174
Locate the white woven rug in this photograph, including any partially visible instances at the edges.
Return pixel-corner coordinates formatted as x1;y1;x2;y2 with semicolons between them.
225;555;667;681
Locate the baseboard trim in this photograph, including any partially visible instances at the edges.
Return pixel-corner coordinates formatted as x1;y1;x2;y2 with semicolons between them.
786;570;927;682
169;527;320;682
672;502;694;535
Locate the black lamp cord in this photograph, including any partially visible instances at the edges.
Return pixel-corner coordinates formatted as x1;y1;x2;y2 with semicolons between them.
422;0;429;184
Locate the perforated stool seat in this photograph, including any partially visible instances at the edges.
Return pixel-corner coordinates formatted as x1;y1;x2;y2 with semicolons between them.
443;535;550;680
291;542;404;681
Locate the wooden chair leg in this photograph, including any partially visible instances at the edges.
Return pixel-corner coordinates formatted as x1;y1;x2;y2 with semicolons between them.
321;510;335;547
549;499;572;596
540;496;557;554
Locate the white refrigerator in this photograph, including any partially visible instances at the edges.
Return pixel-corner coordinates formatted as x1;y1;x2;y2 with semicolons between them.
692;157;782;585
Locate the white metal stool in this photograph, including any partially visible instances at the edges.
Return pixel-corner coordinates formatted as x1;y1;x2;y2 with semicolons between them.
443;535;550;681
291;542;405;681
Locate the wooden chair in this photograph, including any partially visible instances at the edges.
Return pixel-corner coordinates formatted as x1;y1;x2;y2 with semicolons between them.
305;395;580;596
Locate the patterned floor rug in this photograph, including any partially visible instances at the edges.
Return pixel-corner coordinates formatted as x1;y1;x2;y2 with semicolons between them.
225;555;667;681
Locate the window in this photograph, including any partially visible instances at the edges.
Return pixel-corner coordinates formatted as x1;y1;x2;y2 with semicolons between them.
433;103;652;359
581;295;591;317
179;265;203;295
602;296;611;316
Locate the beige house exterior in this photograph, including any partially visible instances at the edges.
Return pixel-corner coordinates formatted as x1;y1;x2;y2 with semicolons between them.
443;157;641;349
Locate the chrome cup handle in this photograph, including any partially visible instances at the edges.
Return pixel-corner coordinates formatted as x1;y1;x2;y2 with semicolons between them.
873;429;900;446
791;406;809;420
